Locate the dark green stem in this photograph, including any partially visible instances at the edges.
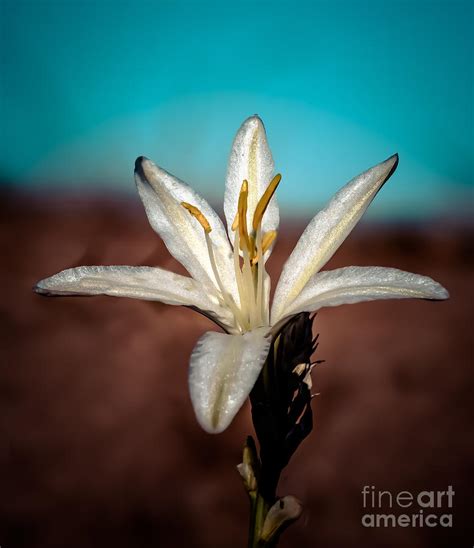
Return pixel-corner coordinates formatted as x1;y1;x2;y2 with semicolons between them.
244;313;317;547
247;491;269;548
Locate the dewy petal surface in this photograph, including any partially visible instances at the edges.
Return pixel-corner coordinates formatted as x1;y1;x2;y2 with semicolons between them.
35;265;233;327
276;266;449;322
272;154;399;321
224;116;279;240
135;157;239;303
188;328;271;433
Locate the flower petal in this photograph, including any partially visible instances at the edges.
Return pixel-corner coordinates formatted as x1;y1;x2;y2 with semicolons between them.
274;266;449;323
272;154;399;321
35;265;234;328
135;157;238;302
188;327;271;433
224;116;279;241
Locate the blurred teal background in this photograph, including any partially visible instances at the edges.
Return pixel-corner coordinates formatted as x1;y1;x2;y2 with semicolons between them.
1;0;473;218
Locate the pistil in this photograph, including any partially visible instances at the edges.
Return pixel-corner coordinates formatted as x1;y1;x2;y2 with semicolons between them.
237;180;258;327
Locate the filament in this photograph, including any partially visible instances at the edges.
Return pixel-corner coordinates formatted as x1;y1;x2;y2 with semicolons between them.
233;229;249;329
256;226;264;325
205;232;246;330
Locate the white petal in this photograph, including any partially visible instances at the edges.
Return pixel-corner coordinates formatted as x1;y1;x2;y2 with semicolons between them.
224;116;279;241
135;157;238;302
35;265;234;328
275;266;449;323
272;154;399;321
189;328;271;433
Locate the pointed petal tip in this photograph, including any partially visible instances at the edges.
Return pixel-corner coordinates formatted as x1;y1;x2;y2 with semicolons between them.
135;156;156;179
431;284;449;300
134;155;150;176
33;274;70;297
241;114;265;131
134;155;146;168
387;152;399;166
385;152;399;176
33;282;47;295
134;156;161;189
33;279;62;297
198;418;229;435
421;276;449;301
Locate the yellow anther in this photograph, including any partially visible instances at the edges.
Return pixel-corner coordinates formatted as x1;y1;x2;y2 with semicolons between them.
252;174;282;232
262;230;277;253
181;202;212;233
231;212;239;231
238;180;252;252
251;230;277;265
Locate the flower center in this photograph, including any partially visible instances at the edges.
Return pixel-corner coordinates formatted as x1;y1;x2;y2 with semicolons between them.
181;174;281;333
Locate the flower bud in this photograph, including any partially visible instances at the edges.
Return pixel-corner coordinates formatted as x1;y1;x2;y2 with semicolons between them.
237;436;259;494
260;496;303;542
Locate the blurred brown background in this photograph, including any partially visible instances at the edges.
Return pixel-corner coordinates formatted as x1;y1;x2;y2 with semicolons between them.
1;192;473;548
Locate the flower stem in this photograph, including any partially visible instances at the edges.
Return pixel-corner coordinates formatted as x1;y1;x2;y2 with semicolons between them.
242;313;318;547
247;491;268;548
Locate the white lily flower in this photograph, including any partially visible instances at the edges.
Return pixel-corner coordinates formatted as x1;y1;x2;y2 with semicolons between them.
35;116;449;434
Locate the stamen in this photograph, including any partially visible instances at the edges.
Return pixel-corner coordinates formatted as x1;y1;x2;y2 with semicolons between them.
250;230;277;265
238;180;252;252
242;243;257;327
231;212;239;231
252;174;281;231
262;230;277;254
181;201;246;331
233;229;249;329
181;202;212;233
256;227;264;324
204;231;246;331
235;181;258;326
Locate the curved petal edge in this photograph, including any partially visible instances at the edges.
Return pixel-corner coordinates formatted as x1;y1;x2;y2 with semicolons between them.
272;154;399;321
189;327;271;433
35;265;233;327
274;266;449;323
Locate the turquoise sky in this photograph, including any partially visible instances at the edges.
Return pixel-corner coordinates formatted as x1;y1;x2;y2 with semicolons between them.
1;0;472;218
